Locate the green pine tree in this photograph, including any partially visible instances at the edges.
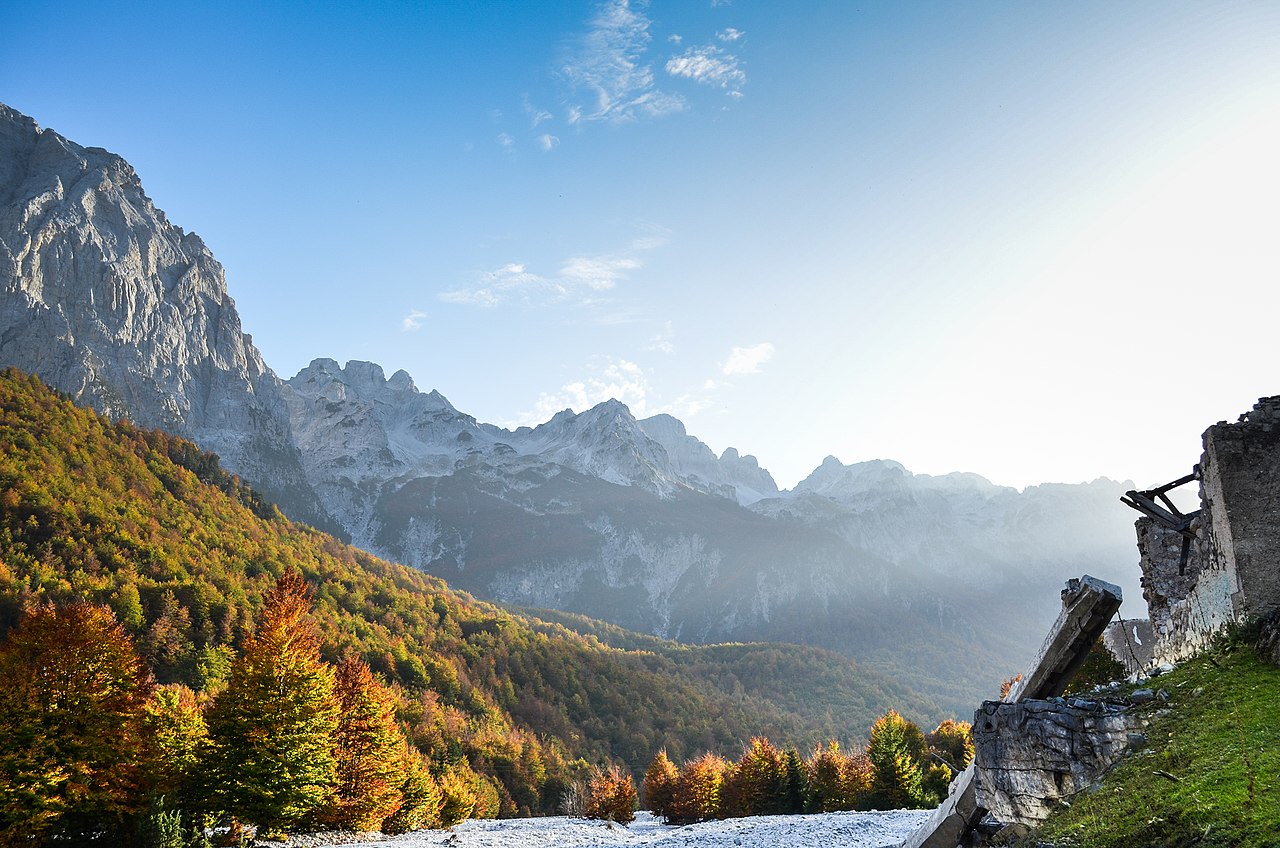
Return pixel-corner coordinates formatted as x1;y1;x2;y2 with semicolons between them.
199;571;340;833
864;710;928;810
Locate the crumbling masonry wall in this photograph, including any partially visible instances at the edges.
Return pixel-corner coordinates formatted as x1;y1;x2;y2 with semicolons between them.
1200;397;1280;621
1135;515;1232;665
1137;397;1280;666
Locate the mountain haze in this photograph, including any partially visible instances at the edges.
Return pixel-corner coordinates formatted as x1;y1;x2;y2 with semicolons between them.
0;104;1141;712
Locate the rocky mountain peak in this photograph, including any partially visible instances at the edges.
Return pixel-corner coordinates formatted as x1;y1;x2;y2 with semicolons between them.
0;102;333;530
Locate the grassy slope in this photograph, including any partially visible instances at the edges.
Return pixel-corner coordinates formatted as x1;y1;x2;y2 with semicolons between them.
1030;634;1280;848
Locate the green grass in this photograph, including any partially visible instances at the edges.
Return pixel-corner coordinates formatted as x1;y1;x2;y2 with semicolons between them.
1028;634;1280;848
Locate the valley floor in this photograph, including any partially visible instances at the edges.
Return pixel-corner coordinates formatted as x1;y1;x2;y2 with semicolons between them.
347;810;929;848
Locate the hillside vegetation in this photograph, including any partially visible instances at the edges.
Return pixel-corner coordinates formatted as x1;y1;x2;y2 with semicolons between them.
0;369;941;821
1029;631;1280;848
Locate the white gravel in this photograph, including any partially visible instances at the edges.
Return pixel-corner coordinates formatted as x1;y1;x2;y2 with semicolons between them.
351;810;928;848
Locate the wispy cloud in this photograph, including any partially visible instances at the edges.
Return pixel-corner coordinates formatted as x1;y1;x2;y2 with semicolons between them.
666;45;746;93
511;358;653;426
496;132;515;148
440;236;664;308
561;0;686;124
717;27;744;42
523;95;554;127
538;133;560;152
401;309;427;332
647;321;676;353
722;342;775;375
559;255;640;290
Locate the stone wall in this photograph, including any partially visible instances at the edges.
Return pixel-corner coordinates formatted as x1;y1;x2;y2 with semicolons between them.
1133;396;1280;667
1102;617;1154;676
1200;397;1280;621
1134;515;1234;665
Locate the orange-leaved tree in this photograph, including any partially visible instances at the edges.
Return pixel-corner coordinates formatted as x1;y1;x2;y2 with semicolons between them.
317;656;409;831
642;750;679;821
584;765;637;823
723;737;786;818
0;601;153;845
670;753;730;824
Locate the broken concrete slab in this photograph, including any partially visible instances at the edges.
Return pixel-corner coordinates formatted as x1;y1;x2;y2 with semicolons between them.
898;575;1122;848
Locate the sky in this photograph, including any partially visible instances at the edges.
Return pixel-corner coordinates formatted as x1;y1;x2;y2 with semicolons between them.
4;1;1279;492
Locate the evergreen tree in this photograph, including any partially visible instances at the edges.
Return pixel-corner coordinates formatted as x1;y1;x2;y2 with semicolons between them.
200;571;340;833
781;748;806;814
864;710;928;810
318;656;408;831
0;601;153;844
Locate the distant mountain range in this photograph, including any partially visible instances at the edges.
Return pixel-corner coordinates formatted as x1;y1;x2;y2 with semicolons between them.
0;103;1140;713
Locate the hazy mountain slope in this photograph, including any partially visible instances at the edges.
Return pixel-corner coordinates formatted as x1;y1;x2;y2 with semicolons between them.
0;103;332;531
0;367;939;782
0;103;1142;716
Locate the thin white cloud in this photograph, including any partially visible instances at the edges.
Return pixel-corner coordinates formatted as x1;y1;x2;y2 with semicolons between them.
559;255;640;290
439;263;559;307
647;321;676;353
440;237;663;308
722;342;775;375
512;358;653;426
666;45;746;92
717;27;744;42
668;34;683;44
401;309;427;332
561;0;686;124
523;94;554;127
538;133;561;152
496;132;515;148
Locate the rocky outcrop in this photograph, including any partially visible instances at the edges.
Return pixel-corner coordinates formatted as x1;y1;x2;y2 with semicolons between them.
972;697;1144;824
0;104;332;531
638;413;779;504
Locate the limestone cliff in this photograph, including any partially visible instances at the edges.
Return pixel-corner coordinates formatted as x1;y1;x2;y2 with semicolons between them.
0;104;333;530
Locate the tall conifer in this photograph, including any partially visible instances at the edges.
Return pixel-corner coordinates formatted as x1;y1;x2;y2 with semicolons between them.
200;571;340;832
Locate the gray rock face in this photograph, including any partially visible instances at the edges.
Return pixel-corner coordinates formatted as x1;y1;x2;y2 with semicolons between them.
638;413;779;504
0;103;331;529
972;697;1143;824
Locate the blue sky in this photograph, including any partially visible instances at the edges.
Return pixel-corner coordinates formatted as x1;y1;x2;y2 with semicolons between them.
4;1;1279;491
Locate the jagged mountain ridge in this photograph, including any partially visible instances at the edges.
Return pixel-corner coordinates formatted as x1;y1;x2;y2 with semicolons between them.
0;103;333;531
0;104;1140;712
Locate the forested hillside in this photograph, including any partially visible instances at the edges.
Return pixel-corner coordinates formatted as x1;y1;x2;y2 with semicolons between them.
0;369;941;821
